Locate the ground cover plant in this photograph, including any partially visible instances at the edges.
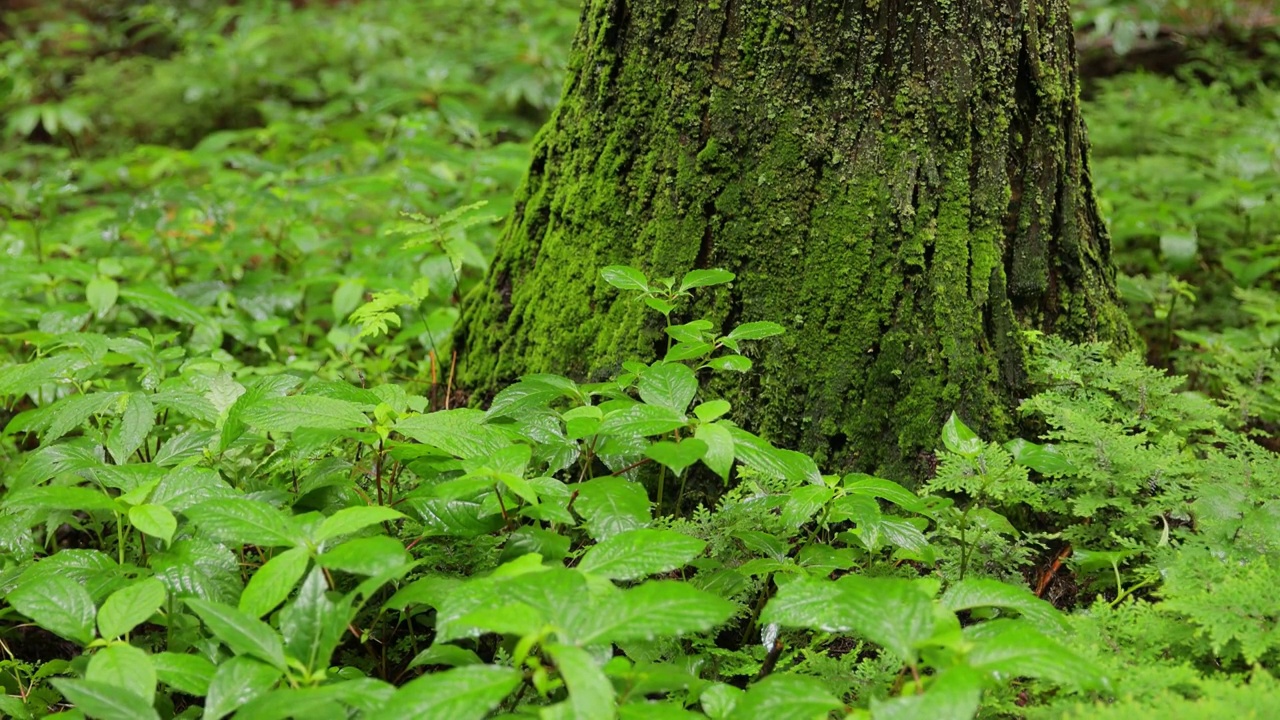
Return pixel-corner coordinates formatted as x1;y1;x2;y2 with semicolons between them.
2;1;1280;718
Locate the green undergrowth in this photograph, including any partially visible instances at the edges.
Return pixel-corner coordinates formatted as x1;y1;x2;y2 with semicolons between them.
2;0;1280;718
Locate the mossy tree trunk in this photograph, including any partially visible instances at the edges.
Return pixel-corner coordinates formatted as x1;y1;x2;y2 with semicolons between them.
457;0;1137;479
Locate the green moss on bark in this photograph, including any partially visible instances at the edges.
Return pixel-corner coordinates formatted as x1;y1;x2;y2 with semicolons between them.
456;0;1138;481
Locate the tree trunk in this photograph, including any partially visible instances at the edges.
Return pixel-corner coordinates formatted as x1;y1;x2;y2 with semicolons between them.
456;0;1138;480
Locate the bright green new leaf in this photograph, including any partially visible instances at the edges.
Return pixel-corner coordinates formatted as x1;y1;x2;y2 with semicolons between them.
693;399;731;422
86;643;156;704
573;477;652;540
128;504;177;544
601;266;650;293
599;403;689;437
151;652;215;696
870;666;984;720
577;581;735;645
645;439;708;475
395;409;511;458
939;578;1068;634
578;528;707;581
316;505;403;542
320;536;411;577
280;568;349;675
107;392;154;464
726;321;785;341
965;620;1105;689
1003;438;1077;475
678;269;735;292
545;644;615;720
184;497;300;548
941;412;983;457
694;422;735;480
202;656;282;720
98;577;166;639
240;546;311;618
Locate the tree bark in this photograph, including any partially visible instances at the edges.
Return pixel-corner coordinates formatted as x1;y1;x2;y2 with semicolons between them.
456;0;1138;480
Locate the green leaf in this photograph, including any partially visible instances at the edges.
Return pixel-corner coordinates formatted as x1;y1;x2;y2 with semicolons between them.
486;382;562;420
762;576;935;665
965;620;1104;689
694;422;735;480
203;656;281;720
705;355;752;372
407;644;484;669
644;439;708;475
726;321;785;341
128;504;177;545
50;679;159;720
107;393;154;464
395;409;511;459
579;529;707;581
150;537;242;603
86;643;156;704
727;674;842;720
185;598;287;670
678;269;735;292
941;412;982;457
939;578;1068;634
601;266;651;293
8;574;96;644
240;546;311;618
545;644;615;720
870;666;984;720
573;477;652;540
240;395;370;432
86;276;120;318
1003;438;1077;475
320;536;411;577
577;581;735;645
693;399;731;422
599;404;688;437
638;363;699;413
151;652;215;696
184;498;300;548
727;427;821;485
97;578;166;639
316;505;403;542
378;665;520;719
280;568;349;675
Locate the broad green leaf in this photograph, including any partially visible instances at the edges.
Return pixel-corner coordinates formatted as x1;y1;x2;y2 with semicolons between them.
240;546;311;618
939;578;1067;633
726;321;785;341
86;643;156;704
843;474;929;513
316;505;403;542
639;363;699;413
762;576;935;665
645;439;708;475
964;620;1105;689
694;422;734;480
320;536;411;576
240;395;369;433
486;381;563;420
107;393;154;464
781;485;834;529
86;276;120;317
727;674;841;720
152;652;215;696
396;409;511;458
727;427;821;485
203;656;281;720
573;477;652;540
128;504;177;544
407;644;484;669
279;568;349;674
40;391;123;444
150;537;242;603
601;266;650;293
185;598;287;670
50;679;159;720
1003;438;1077;475
579;529;707;581
577;581;735;645
184;498;300;548
699;684;744;719
705;355;752;372
693;399;731;422
378;665;520;719
870;666;984;720
98;578;166;639
225;680;395;720
678;269;735;292
8;574;96;644
941;412;982;457
545;644;615;720
599;404;688;437
0;356;78;396
5;485;116;513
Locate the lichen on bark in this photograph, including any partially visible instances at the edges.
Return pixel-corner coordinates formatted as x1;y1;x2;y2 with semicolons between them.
455;0;1138;481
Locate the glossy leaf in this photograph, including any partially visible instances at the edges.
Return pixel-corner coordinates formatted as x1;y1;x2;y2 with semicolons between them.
578;529;707;581
98;577;166;639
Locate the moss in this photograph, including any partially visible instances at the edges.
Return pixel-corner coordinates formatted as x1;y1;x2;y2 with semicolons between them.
455;0;1137;483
